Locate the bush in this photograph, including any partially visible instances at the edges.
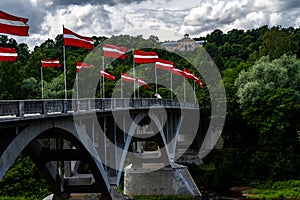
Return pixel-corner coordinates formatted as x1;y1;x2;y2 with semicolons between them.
0;155;51;198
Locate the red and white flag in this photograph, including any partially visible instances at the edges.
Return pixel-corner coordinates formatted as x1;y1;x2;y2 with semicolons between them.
121;72;135;83
100;70;115;80
0;10;29;36
171;68;185;77
155;59;174;71
183;69;195;79
76;62;94;72
134;50;158;63
137;78;150;88
183;69;202;88
197;80;203;88
103;44;126;59
0;47;17;62
41;59;61;68
63;27;93;50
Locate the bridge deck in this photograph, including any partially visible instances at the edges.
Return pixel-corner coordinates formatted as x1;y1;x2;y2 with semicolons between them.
0;98;199;122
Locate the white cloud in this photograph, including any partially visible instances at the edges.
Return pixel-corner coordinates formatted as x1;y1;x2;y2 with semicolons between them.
2;0;300;49
179;0;300;38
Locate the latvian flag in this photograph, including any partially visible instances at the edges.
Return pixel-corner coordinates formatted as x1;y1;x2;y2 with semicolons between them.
183;69;194;79
0;47;17;62
100;70;115;80
155;59;174;71
183;69;203;88
197;80;203;88
41;59;61;68
171;68;185;77
76;62;94;72
134;50;158;63
63;27;93;50
137;78;150;88
121;72;135;83
103;44;126;59
0;10;29;36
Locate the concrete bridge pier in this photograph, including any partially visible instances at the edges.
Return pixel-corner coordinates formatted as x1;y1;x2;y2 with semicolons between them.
123;111;202;199
124;163;201;198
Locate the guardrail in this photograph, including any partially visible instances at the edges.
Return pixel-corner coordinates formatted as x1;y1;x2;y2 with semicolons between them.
0;99;199;118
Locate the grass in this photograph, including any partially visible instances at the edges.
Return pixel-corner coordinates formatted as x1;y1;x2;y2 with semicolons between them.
246;180;300;199
0;197;40;200
0;195;193;200
133;195;194;200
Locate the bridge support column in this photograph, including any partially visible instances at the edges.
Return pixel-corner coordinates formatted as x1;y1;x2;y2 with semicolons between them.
124;163;201;198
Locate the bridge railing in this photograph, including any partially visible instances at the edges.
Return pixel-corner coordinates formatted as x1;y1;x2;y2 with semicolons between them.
0;98;199;118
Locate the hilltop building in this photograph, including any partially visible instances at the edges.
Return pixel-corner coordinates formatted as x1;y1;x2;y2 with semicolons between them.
161;34;205;52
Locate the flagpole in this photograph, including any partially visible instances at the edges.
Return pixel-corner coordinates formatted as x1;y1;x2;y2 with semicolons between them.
132;51;136;99
170;73;173;100
76;72;79;101
183;76;186;102
137;79;139;98
102;57;105;98
41;66;44;99
99;73;101;98
155;64;158;95
121;72;123;98
193;80;196;104
63;25;67;100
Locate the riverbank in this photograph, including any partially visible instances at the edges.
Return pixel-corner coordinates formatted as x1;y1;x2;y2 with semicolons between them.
238;180;300;199
0;180;299;200
202;180;300;200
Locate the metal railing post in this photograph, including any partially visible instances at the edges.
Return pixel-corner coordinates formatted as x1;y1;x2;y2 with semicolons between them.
102;98;105;110
63;100;68;113
88;99;91;110
17;101;24;117
42;100;47;115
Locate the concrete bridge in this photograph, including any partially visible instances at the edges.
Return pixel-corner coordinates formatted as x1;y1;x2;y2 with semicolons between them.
0;98;203;199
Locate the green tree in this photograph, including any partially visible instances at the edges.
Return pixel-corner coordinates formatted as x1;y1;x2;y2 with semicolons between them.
0;155;50;198
235;55;300;180
44;74;67;99
21;77;40;99
259;27;292;60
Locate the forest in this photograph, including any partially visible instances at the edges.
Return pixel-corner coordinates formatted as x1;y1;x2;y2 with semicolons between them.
0;25;300;199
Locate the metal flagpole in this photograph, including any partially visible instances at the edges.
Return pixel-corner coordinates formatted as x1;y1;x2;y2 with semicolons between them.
76;72;79;101
137;78;139;98
183;76;186;102
155;64;158;94
102;56;105;98
41;66;44;99
63;25;67;100
132;51;136;99
121;72;123;98
193;80;196;104
99;74;101;98
170;73;173;100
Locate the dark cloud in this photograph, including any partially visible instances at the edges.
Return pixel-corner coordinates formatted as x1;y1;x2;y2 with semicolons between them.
278;0;300;11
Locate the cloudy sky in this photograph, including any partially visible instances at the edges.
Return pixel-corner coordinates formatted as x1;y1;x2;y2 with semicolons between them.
1;0;300;49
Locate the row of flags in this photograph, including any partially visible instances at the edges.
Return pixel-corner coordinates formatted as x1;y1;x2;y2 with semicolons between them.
0;10;203;100
40;56;202;88
41;59;150;87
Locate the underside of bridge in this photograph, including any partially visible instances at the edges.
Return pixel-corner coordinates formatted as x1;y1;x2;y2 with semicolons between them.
0;106;203;200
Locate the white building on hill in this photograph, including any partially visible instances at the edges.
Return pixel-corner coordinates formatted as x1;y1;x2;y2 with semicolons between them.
161;34;205;52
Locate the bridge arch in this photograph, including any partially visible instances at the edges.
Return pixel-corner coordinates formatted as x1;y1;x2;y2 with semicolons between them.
116;111;178;185
0;118;111;198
